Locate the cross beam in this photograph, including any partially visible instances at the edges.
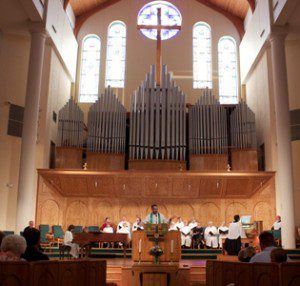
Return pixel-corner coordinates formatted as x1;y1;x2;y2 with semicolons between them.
137;8;181;86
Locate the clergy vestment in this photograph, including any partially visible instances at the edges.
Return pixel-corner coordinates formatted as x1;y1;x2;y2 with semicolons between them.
181;225;192;247
63;230;79;258
117;221;131;239
175;220;185;230
204;226;218;248
144;213;168;224
224;221;243;255
218;225;229;247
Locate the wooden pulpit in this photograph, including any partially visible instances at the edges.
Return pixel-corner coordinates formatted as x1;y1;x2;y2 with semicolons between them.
132;225;181;263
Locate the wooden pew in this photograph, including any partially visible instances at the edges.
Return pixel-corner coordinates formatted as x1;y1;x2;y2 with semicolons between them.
0;260;107;286
206;260;300;286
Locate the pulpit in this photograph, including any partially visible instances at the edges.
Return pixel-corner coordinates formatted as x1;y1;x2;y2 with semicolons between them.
132;224;181;263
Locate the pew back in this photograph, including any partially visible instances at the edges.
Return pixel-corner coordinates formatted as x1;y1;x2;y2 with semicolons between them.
206;261;300;286
0;260;106;286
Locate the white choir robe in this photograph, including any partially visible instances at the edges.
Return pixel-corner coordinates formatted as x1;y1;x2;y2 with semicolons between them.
117;221;131;240
218;226;229;247
227;221;244;240
132;222;144;232
181;226;192;247
204;226;219;248
175;221;185;231
169;222;178;231
63;230;79;258
272;221;281;230
103;226;114;233
189;222;198;229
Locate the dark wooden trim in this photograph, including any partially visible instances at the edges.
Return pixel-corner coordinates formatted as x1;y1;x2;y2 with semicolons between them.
74;0;122;36
195;0;245;39
247;0;256;12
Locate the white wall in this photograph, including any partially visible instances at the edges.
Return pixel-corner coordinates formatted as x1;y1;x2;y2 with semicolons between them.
76;0;240;110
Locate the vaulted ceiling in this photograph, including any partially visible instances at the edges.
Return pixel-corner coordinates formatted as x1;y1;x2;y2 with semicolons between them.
68;0;254;37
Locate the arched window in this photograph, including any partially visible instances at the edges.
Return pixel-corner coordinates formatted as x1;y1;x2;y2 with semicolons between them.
218;36;238;104
105;21;127;88
79;35;101;103
193;22;212;89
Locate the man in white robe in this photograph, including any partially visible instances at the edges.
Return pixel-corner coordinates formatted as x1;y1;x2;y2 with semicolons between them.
204;221;218;248
175;217;184;230
181;220;192;248
117;216;131;240
218;222;229;248
188;218;198;229
144;204;168;224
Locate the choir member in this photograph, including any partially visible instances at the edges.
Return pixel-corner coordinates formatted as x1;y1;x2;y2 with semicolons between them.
117;216;131;239
132;217;144;231
63;225;80;259
271;215;282;230
188;218;198;229
144;204;168;224
224;215;243;255
175;217;184;230
204;221;218;248
181;220;192;248
169;216;178;231
191;222;205;249
218;222;229;248
100;217;112;231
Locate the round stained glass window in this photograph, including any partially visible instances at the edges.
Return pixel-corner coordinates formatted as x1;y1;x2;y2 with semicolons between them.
137;1;182;41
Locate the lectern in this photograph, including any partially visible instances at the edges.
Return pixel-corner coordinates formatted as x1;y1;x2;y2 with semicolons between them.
132;224;181;263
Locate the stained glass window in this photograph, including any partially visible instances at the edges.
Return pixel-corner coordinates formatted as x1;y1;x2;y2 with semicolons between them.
105;21;126;88
193;22;212;89
218;36;238;104
79;35;101;103
137;1;182;40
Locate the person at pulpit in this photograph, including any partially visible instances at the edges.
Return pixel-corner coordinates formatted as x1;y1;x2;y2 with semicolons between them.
271;215;282;230
181;220;192;248
224;215;243;255
144;204;168;224
132;217;144;231
204;221;218;248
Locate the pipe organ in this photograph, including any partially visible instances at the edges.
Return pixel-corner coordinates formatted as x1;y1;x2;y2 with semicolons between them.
129;65;186;161
57;98;84;148
230;101;257;149
189;88;228;155
87;87;126;154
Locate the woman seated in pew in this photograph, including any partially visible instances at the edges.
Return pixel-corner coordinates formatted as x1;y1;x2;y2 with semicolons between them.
132;217;144;231
64;225;80;259
0;234;26;261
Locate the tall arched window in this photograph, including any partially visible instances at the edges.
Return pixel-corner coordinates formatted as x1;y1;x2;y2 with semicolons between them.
218;36;238;104
105;21;126;88
193;22;212;89
79;35;101;103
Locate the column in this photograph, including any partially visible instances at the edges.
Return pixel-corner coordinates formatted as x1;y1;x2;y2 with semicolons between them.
16;23;47;232
270;27;295;248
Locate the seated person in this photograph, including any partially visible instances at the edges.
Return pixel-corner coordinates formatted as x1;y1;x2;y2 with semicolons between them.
191;222;205;249
271;215;281;230
169;216;178;231
102;221;114;233
270;248;288;263
188;218;198;229
224;215;243;255
132;217;144;231
204;221;218;249
117;216;131;240
238;246;256;262
101;217;112;231
181;220;192;248
175;217;185;230
0;234;26;261
21;228;49;261
218;222;229;248
250;231;277;263
64;225;80;259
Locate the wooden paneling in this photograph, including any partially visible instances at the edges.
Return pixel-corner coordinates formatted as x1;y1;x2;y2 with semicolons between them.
189;154;228;171
128;160;186;171
231;149;258;171
55;147;82;169
87;152;125;171
36;169;276;231
0;262;30;286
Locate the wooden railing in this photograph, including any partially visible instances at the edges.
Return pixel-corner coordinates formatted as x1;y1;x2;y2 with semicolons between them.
206;260;300;286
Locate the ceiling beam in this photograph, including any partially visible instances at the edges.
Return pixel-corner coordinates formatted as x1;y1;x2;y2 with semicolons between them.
74;0;122;36
64;0;71;11
195;0;245;39
247;0;255;12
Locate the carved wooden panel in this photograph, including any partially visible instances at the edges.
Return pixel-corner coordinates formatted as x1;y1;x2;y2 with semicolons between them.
40;200;60;226
119;201;141;222
145;177;171;198
94;201;116;226
225;179;251;198
0;262;30;286
253;202;273;231
87;152;125;171
66;201;89;227
56;147;83;169
225;202;247;224
115;177;144;198
199;202;220;226
231;149;258;171
87;176;115;196
128;160;186;171
60;176;88;196
172;178;199;198
32;261;59;286
199;178;222;198
189;154;228;171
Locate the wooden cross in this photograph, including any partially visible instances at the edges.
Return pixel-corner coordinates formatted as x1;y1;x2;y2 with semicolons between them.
137;8;181;86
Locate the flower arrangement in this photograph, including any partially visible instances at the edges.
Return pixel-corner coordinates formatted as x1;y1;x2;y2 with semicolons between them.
149;245;164;264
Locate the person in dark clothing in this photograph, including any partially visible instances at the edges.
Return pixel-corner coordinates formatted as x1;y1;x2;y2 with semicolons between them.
21;228;49;261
